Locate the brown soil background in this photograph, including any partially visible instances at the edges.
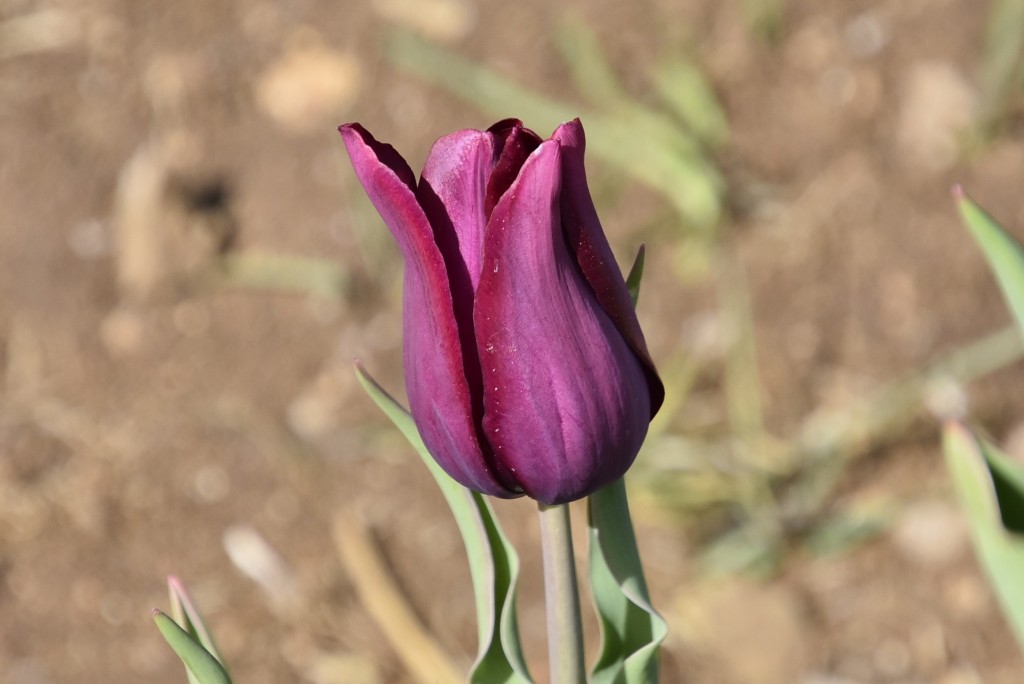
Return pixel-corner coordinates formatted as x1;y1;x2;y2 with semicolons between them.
2;0;1024;682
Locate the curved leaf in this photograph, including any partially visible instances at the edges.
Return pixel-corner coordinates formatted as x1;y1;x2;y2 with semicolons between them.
587;479;668;683
943;422;1024;649
355;364;533;683
588;246;667;682
166;576;228;684
957;188;1024;331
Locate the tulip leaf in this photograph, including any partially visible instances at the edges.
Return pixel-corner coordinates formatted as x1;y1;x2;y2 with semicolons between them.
355;363;533;684
166;577;227;684
625;245;645;307
587;479;668;683
153;610;233;684
958;189;1024;332
942;423;1024;648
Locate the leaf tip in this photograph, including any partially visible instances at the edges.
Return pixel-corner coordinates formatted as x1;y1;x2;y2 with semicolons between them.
942;419;974;447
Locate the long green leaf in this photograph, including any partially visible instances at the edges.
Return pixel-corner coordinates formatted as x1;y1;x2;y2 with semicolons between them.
957;189;1024;331
587;480;668;683
355;364;533;683
153;610;233;684
943;423;1024;648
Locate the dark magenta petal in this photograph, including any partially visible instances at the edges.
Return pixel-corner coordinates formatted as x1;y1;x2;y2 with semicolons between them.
339;124;516;498
338;123;418;192
552;119;665;417
484;121;543;219
474;140;652;505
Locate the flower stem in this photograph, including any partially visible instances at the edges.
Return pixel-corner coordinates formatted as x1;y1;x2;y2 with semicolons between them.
537;502;586;684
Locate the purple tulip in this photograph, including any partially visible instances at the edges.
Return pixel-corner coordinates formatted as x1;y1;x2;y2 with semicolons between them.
339;118;664;505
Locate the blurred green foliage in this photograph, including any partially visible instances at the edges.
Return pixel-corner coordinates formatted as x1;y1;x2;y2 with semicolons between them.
978;0;1024;136
950;192;1024;651
944;425;1024;650
388;17;727;234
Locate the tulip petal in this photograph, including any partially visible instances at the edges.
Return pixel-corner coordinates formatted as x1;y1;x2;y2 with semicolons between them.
417;130;498;455
553;119;665;417
484;120;543;219
339;124;514;497
475;141;652;504
418;129;496;295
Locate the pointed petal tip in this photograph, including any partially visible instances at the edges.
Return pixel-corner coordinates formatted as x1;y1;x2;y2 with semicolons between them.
337;122;365;138
553;118;586;144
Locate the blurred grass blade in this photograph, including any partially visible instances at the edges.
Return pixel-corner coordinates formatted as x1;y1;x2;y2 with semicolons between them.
555;15;628;107
739;0;785;41
626;245;646;307
387;30;723;231
942;423;1024;648
153;610;232;684
979;0;1024;132
218;252;349;299
650;56;730;147
718;248;764;443
957;189;1024;332
389;29;566;132
354;364;533;683
587;479;668;683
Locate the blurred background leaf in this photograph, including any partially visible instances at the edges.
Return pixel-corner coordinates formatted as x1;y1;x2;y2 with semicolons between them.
943;424;1024;649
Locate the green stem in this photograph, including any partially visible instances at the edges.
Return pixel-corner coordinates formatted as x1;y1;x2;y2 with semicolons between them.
537;502;586;684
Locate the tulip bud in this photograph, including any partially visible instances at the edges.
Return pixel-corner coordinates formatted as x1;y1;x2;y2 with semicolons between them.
340;118;664;504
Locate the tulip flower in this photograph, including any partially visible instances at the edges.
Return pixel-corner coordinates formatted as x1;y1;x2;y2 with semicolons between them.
340;118;664;505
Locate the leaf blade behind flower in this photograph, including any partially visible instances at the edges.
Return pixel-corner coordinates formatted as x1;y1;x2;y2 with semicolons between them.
625;245;645;308
354;363;533;684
